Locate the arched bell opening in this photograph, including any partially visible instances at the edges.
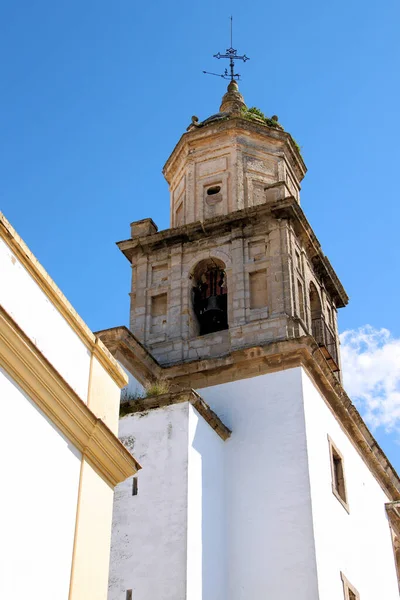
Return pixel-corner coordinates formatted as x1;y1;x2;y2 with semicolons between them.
309;281;339;370
309;281;322;338
191;258;228;336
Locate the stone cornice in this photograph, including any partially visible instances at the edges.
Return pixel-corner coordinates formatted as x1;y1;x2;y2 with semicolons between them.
0;307;140;487
0;213;128;389
99;325;400;501
95;325;163;385
162;115;307;183
270;198;349;307
121;388;231;441
117;197;348;307
386;501;400;537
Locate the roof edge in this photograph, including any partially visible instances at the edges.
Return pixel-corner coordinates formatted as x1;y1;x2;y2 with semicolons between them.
0;212;128;389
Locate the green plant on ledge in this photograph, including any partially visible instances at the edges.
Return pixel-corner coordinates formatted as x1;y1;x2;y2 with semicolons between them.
119;380;172;416
241;106;280;128
240;107;304;159
145;380;171;397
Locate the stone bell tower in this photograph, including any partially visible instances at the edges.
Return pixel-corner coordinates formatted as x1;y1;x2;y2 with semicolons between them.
117;79;346;373
100;81;400;600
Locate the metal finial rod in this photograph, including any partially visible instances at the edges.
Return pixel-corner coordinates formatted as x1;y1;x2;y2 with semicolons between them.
203;16;249;82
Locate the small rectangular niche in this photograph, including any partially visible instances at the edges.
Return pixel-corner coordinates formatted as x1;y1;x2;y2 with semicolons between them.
132;477;138;496
249;270;268;309
151;263;168;285
151;293;168;334
249;240;266;261
175;201;184;226
329;436;349;512
126;590;133;600
341;573;360;600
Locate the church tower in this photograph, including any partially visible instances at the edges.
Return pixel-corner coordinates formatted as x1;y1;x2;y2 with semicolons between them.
117;79;345;372
99;80;400;600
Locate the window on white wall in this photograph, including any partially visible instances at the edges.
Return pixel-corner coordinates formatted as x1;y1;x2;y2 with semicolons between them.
341;572;360;600
132;477;138;496
126;589;133;600
328;436;349;512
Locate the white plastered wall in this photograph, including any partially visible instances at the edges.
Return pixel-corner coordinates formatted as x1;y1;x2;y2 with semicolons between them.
199;368;320;600
0;237;91;401
187;404;225;600
301;369;399;599
109;396;226;600
0;368;81;600
109;402;190;600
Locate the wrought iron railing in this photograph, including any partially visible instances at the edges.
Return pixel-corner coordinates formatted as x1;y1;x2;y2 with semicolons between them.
312;317;339;368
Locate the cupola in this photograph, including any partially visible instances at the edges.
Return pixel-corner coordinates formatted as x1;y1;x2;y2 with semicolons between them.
163;81;307;228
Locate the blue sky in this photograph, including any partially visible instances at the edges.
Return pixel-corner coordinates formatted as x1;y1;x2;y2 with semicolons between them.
1;1;399;470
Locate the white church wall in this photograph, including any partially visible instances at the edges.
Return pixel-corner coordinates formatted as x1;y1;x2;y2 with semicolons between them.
301;369;399;600
198;367;320;600
109;402;190;600
0;367;81;600
0;237;91;401
187;403;226;600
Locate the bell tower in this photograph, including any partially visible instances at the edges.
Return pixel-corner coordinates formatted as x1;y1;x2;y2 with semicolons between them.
101;74;400;600
117;81;347;374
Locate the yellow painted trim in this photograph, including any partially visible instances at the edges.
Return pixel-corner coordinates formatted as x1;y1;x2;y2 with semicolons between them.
0;212;127;388
0;306;140;486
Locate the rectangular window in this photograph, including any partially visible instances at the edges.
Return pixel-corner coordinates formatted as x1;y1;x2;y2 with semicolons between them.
329;437;349;511
132;477;138;496
341;572;360;600
249;270;268;309
126;590;133;600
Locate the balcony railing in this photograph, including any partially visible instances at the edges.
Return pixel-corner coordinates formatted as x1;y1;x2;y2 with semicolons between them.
312;317;339;371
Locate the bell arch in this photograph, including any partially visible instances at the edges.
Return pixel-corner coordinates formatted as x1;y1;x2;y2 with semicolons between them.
190;257;228;336
309;281;322;333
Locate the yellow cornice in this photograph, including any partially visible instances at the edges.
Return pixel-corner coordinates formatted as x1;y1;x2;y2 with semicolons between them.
0;307;140;486
0;213;127;389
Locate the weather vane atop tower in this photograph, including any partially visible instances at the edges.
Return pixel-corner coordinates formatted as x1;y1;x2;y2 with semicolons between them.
203;16;249;81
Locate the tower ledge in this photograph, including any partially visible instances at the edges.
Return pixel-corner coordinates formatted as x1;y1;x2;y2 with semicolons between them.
118;197;348;309
120;387;231;441
96;324;400;503
164;113;306;187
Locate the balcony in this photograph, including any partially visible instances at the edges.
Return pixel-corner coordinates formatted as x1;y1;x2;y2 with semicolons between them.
311;318;339;372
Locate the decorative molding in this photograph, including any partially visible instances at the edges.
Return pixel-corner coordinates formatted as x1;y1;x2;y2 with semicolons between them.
96;325;163;386
0;213;127;389
386;502;400;537
0;307;139;486
115;198;348;308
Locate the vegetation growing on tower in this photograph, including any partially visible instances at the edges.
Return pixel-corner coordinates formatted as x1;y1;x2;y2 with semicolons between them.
240;106;303;157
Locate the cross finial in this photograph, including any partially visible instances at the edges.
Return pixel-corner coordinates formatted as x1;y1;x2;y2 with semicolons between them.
203;17;250;81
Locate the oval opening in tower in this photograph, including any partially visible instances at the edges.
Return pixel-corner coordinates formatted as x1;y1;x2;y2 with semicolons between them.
207;185;221;196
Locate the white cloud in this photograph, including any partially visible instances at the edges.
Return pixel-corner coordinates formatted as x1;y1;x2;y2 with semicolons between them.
340;326;400;433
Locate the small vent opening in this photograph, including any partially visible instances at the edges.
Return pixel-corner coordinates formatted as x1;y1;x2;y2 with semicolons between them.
207;185;221;196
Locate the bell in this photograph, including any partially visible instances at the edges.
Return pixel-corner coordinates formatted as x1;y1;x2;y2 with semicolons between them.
204;295;221;313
